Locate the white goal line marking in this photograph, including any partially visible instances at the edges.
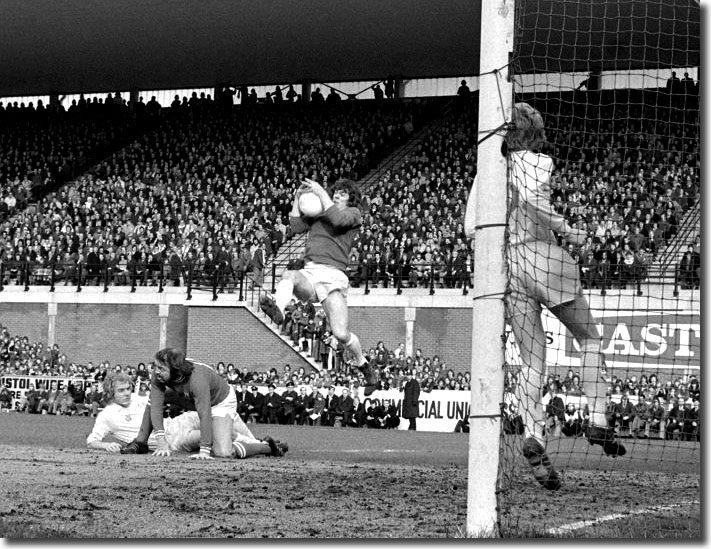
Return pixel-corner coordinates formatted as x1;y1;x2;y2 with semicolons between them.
546;500;700;535
339;449;419;454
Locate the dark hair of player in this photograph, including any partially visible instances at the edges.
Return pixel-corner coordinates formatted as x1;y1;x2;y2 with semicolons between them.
329;178;363;209
154;347;194;383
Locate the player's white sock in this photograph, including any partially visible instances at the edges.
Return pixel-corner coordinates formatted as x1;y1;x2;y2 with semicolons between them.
345;333;367;367
580;341;609;428
232;440;272;459
274;279;294;315
232;441;247;459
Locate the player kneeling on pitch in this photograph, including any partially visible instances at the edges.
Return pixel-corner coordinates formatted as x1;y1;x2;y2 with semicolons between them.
464;102;625;492
88;362;286;459
260;177;379;395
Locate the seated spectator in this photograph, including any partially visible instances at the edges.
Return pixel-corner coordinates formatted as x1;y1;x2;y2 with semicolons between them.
347;396;366;428
56;385;75;415
682;399;699;441
365;403;386;429
502;403;524;435
561;403;584;437
337;388;355;427
0;386;12;412
631;396;653;438
244;385;264;423
263;383;282;424
612;394;635;435
665;398;684;440
544;383;565;437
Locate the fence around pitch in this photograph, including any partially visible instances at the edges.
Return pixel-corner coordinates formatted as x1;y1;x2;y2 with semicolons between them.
0;259;693;301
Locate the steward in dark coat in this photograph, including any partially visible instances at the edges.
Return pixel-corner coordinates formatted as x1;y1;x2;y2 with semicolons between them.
402;372;421;430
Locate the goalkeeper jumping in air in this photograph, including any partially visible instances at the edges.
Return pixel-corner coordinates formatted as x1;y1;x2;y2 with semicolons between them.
260;177;379;396
464;102;625;491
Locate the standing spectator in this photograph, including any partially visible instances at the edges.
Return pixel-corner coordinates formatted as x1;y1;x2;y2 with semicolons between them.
457;79;471;101
401;370;421;430
250;240;265;289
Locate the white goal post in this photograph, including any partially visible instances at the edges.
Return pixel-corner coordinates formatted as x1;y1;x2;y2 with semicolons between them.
466;0;514;537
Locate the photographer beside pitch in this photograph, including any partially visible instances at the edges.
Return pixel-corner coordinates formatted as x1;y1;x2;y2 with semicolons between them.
90;354;286;459
260;177;378;396
464;102;625;491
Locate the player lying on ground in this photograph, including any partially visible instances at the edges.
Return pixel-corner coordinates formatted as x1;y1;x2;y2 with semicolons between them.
260;177;379;395
107;350;287;458
87;372;286;458
464;102;625;491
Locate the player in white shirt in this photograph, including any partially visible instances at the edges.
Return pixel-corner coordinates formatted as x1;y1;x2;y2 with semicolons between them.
464;102;625;491
87;372;286;458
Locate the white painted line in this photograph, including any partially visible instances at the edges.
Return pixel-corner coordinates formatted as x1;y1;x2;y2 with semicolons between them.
337;449;419;453
546;500;700;535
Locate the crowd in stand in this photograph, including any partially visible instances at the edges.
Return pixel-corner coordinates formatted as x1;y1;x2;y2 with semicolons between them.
0;322;699;439
0;93;431;289
0;81;701;294
504;367;702;442
350;88;700;291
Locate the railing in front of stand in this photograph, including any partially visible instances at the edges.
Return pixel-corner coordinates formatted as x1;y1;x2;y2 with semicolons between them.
0;259;691;301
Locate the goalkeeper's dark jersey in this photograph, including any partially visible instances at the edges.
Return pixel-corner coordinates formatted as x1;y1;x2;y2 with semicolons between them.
290;204;362;272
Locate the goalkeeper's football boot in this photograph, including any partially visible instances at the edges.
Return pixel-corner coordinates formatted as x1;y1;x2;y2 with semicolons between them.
522;437;561;491
259;294;284;326
586;425;627;457
121;439;150;454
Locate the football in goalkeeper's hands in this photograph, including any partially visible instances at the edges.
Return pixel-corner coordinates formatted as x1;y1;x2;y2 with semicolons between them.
299;192;324;217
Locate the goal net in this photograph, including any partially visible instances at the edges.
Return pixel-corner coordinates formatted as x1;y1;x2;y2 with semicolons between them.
494;0;701;538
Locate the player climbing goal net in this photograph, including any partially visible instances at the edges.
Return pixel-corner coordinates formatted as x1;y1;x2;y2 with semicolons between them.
469;0;700;539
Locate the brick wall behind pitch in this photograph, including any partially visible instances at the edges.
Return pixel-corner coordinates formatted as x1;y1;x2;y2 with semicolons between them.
414;308;472;370
55;304;158;366
349;307;406;352
0;302;48;343
186;307;313;372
